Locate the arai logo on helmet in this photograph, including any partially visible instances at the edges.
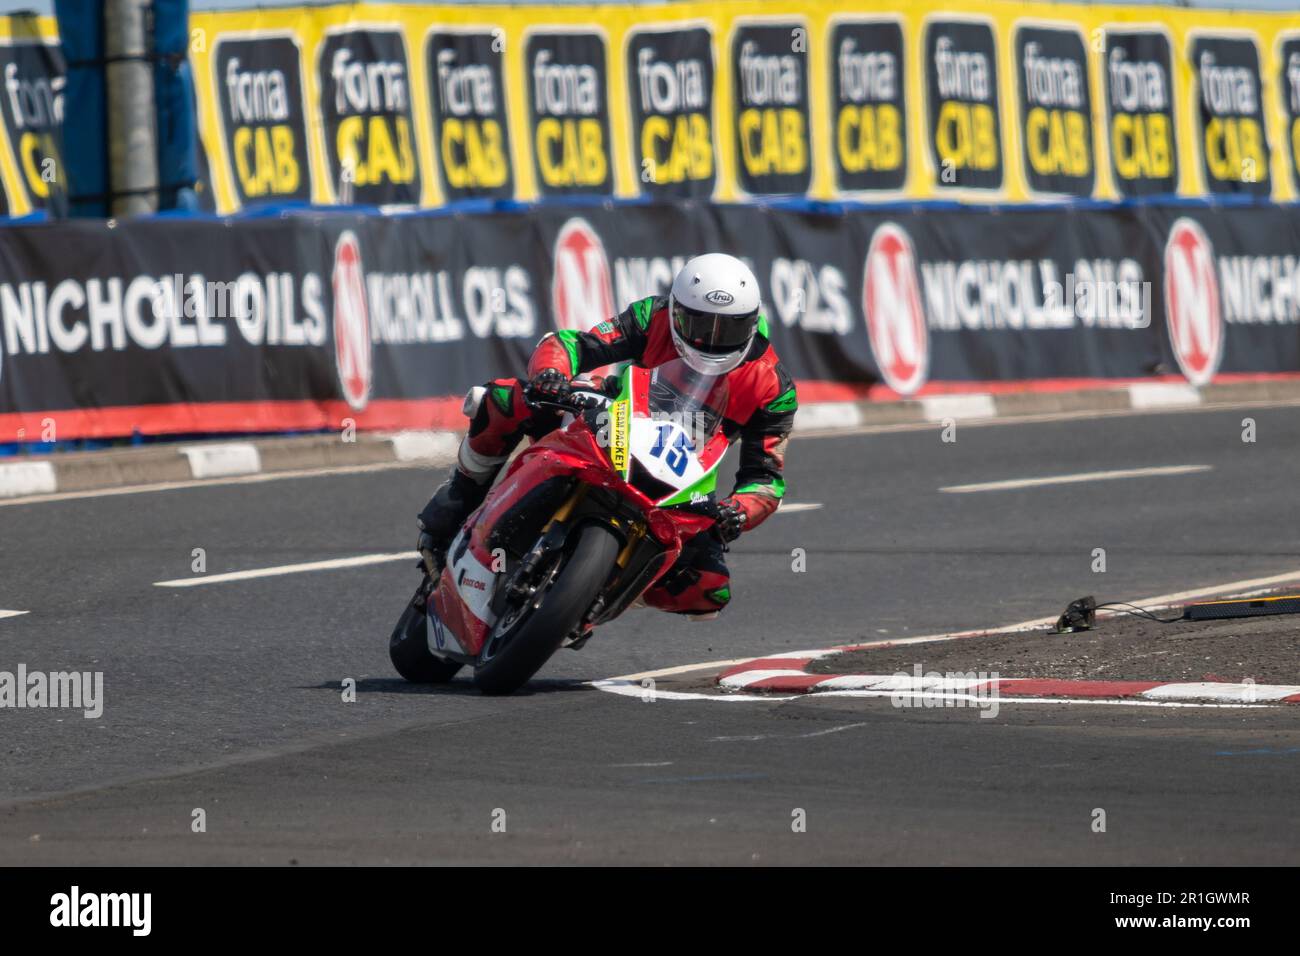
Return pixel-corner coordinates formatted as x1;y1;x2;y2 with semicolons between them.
1163;217;1222;387
704;289;734;306
552;217;614;333
863;222;928;397
332;230;373;411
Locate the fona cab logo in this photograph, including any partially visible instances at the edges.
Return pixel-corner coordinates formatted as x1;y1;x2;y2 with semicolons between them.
332;230;373;410
552;217;614;332
1163;217;1222;387
863;222;928;396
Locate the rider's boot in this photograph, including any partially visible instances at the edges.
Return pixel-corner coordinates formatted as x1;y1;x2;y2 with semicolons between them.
416;439;507;562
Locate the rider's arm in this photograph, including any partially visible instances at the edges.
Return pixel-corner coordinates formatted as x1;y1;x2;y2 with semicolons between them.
727;365;797;532
526;297;659;377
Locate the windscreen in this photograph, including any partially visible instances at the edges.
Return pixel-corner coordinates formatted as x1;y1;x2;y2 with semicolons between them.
646;358;730;448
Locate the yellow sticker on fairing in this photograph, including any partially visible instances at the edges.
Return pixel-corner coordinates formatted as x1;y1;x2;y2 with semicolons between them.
609;398;629;475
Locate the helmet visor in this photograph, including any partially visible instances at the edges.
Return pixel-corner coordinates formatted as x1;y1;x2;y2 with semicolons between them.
671;300;758;355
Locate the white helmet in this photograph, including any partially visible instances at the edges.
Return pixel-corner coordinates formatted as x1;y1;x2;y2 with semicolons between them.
668;253;762;375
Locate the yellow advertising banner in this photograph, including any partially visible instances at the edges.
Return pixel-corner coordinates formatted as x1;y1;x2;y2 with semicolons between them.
0;14;62;218
6;2;1300;214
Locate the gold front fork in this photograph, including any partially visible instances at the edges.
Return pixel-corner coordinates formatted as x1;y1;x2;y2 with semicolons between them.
544;482;644;568
616;520;647;567
543;483;587;531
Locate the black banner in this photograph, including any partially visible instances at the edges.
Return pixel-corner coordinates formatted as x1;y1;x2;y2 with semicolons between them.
214;35;312;206
1015;24;1093;198
0;39;64;212
3;200;1300;440
1278;36;1300;195
317;28;421;205
829;19;906;194
1190;35;1271;198
1104;30;1179;198
924;19;1003;192
426;29;513;202
625;26;716;199
525;30;613;197
731;21;811;196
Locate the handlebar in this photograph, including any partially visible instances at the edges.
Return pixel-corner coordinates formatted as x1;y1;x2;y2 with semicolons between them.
524;388;610;415
523;376;620;414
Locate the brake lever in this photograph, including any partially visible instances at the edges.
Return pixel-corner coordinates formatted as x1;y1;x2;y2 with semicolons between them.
525;391;607;415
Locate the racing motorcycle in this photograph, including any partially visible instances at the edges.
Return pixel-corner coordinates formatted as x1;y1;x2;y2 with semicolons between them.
389;358;730;695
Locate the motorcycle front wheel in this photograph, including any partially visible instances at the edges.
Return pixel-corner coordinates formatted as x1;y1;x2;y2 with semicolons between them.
473;522;620;695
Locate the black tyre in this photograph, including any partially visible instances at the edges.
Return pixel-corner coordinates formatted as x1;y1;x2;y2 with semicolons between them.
473;522;619;695
389;583;463;683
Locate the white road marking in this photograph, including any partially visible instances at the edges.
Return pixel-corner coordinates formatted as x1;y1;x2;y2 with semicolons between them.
590;678;1273;709
591;679;798;702
798;723;870;738
776;502;822;514
593;565;1300;707
794;397;1300;441
709;723;871;742
0;609;29;620
815;690;1272;709
0;459;436;509
941;464;1210;494
155;551;417;588
149;501;820;590
1142;682;1300;703
609;648;842;685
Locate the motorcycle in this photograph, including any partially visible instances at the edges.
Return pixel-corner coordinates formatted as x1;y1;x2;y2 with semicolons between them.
389;357;731;695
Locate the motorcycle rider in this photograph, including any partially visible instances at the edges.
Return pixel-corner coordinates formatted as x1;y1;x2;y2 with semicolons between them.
416;253;796;617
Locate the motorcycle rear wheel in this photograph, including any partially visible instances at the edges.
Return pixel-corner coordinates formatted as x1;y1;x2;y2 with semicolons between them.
473;522;619;695
389;581;464;683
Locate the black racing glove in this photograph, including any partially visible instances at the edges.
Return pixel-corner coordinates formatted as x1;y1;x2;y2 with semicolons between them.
716;498;748;543
525;368;572;405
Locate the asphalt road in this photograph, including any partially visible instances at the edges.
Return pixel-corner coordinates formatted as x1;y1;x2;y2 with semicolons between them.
1;404;1298;864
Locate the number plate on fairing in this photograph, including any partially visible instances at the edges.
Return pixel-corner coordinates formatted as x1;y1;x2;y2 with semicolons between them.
630;418;711;491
